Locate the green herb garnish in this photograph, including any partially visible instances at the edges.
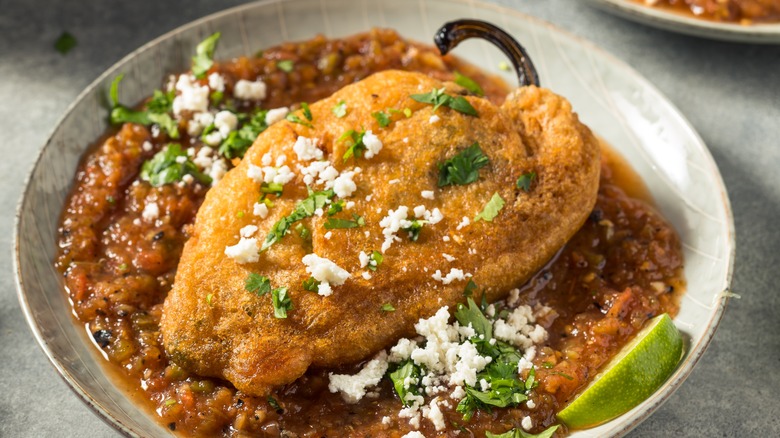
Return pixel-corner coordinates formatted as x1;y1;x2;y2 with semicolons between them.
54;31;77;54
381;303;395;312
332;100;348;118
218;109;269;159
388;360;422;406
277;59;294;73
324;214;365;230
403;219;425;241
327;199;345;216
410;87;478;116
339;129;367;162
271;287;292;318
192;32;221;78
454;71;484;96
300;102;313;121
139;144;211;187
438;143;490;187
368;251;383;271
206;293;214;306
475;192;505;222
372;111;391;128
261;182;284;197
302;277;320;292
267;396;283;412
516;171;537;192
463;279;478;297
486;425;560;438
261;189;335;251
245;273;272;296
108;75;179;138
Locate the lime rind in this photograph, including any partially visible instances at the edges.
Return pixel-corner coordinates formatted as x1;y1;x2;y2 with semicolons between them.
556;313;684;429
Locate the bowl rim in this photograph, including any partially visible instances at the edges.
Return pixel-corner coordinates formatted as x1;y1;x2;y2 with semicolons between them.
13;0;736;436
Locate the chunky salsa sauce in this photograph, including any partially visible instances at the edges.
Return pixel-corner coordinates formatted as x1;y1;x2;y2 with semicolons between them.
55;29;684;437
638;0;780;23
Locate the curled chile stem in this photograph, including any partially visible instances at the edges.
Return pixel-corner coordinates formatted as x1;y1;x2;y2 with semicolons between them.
434;19;540;87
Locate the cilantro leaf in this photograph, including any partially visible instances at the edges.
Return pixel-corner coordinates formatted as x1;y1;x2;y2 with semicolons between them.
267;396;283;413
147;89;175;114
332;100;348;118
368;251;383;271
327;199;345;216
262;189;335;251
463;279;478;297
380;303;395;312
54;31;77;55
140;144;211;187
486;425;560;438
339;129;367;162
438;143;490;187
388;361;421;406
286;111;313;128
454;297;492;340
410;87;479;116
454;71;484;96
403;219;425;241
302;277;320;291
245;273;271;296
277;59;294;72
475;192;506;222
192;32;221;79
219;109;269;159
300;102;313;121
271;287;292;318
324;214;365;230
516;171;537;192
372;111;391;128
147;113;180;139
108;75;179;138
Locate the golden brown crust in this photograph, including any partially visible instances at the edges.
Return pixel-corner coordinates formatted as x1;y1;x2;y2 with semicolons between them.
161;70;600;396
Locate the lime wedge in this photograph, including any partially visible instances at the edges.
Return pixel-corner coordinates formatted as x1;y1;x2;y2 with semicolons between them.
557;313;684;429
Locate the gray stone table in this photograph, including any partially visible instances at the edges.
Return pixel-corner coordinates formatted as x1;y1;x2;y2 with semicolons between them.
1;0;778;436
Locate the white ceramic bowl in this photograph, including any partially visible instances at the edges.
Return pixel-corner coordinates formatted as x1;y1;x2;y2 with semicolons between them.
585;0;780;44
14;0;735;436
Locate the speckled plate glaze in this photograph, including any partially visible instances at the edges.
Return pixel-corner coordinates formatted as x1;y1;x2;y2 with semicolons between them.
585;0;780;43
14;0;735;436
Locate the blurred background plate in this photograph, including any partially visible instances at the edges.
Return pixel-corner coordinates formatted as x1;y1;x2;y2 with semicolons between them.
585;0;780;43
14;0;734;436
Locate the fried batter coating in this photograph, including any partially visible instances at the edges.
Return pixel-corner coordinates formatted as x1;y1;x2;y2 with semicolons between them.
161;70;600;396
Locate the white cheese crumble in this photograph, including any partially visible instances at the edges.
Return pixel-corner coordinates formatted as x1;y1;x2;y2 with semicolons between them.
239;225;258;238
142;202;159;222
261;152;273;166
413;206;443;225
142;141;153;152
233;78;267;101
187;111;215;136
388;179;400;185
526;399;536;409
522;416;534;431
253;202;269;218
431;268;470;285
358;251;370;268
402;431;425;438
379;206;413;252
207;158;228;185
333;170;358;198
214;110;238;136
224;237;259;264
421;190;434;200
361;271;372;280
302;253;351;297
172;74;209;116
265;107;289;125
328;351;389;403
442;253;456;262
203;131;223;147
422;397;445;431
207;72;225;92
456;216;470;230
362;130;383;159
293;136;323;161
247;164;264;183
324;231;333;240
429;115;440;124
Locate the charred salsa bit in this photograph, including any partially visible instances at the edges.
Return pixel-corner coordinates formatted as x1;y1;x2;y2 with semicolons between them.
55;29;684;437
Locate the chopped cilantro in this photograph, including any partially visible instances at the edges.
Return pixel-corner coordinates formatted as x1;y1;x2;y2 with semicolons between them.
295;223;311;241
332;100;348;118
210;90;224;105
192;32;221;78
206;293;214;305
267;396;283;413
261;182;283;196
271;287;292;318
403;108;412;118
300;102;313;121
474;192;506;222
388;360;421;406
463;279;478;297
147;113;180;139
218;109;269;159
516;171;537;192
261;189;334;251
245;273;271;296
380;303;395;312
438;143;490;187
324;214;365;230
277;59;294;72
327;199;345;216
550;371;574;380
108;75;179;138
410;88;478;116
302;277;320;291
541;361;554;369
286;111;313;128
139;144;211;187
403;219;425;241
454;71;484;96
486;425;560;438
118;263;128;271
368;251;383;271
147;89;175;114
455;298;493;340
339;129;367;162
54;31;77;55
372;111;391;128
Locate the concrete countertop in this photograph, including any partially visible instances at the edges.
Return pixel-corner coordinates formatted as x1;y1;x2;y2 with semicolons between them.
1;0;778;436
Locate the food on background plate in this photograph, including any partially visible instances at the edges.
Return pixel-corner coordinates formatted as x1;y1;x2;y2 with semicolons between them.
55;20;685;437
639;0;780;23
